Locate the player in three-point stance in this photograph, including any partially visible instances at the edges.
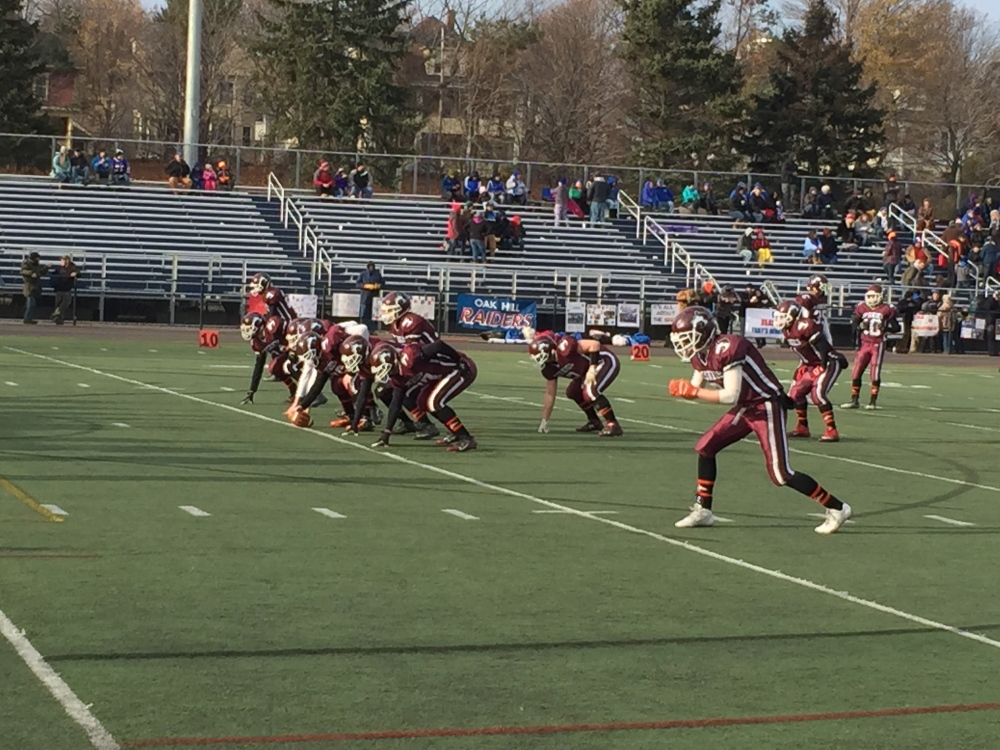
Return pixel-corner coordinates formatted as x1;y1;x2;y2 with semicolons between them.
667;306;851;534
239;312;298;405
775;299;847;442
843;284;898;410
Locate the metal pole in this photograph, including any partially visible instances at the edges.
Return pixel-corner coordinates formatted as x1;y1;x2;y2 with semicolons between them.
170;255;178;324
181;0;203;168
199;280;205;329
99;256;107;322
72;285;77;326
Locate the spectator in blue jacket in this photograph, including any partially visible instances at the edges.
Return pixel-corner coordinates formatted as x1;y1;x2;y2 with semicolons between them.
334;167;350;196
441;170;462;201
656;181;675;212
640;179;657;208
110;149;131;185
464;170;481;200
486;173;504;203
91;150;112;183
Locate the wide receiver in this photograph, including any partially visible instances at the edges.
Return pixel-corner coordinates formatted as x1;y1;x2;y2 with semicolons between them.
526;332;623;436
668;305;851;534
844;284;898;410
248;273;297;323
775;299;847;442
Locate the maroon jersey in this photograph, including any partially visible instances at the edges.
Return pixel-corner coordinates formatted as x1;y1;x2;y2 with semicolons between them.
854;302;896;346
389;312;438;346
251;315;286;355
263;287;297;322
318;325;349;376
691;334;784;406
353;335;382;383
398;343;465;382
785;318;828;367
540;336;591;381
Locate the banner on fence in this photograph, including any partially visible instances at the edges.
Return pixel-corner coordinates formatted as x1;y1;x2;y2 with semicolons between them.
743;307;782;339
586;304;617;327
288;294;318;319
961;319;983;340
617;303;641;328
912;313;940;338
650;302;680;326
331;293;435;321
565;301;586;333
456;294;536;331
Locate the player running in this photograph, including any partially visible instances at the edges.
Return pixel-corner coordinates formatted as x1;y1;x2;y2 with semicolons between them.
795;273;832;342
667;305;851;534
527;332;623;436
843;284;899;410
248;273;297;323
775;299;847;442
239;312;299;404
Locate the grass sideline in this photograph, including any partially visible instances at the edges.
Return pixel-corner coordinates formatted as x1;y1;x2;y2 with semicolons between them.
2;336;1000;749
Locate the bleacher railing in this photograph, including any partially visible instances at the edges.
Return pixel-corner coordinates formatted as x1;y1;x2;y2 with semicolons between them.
618;190;642;238
640;215;716;289
267;172;329;295
888;203;979;294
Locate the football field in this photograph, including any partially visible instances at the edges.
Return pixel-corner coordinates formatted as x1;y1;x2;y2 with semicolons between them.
3;330;1000;749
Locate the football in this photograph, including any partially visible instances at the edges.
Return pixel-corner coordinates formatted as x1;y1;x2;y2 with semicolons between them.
290;409;313;428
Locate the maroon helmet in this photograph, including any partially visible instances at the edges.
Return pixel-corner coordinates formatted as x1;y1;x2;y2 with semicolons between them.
340;334;371;373
670;305;718;362
369;342;400;383
292;332;323;366
247;272;271;296
379;291;411;325
774;299;802;331
865;284;883;308
527;335;558;368
240;312;266;341
285;318;325;349
806;273;830;301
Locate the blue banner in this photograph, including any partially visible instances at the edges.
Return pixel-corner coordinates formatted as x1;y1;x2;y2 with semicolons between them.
456;294;537;331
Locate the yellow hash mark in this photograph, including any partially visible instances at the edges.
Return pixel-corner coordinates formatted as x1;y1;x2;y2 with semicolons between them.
0;476;64;523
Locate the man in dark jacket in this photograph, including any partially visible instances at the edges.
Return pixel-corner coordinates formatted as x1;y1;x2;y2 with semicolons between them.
698;182;718;215
356;262;384;330
20;251;48;324
983;291;1000;356
165;153;192;191
50;255;79;325
588;174;610;226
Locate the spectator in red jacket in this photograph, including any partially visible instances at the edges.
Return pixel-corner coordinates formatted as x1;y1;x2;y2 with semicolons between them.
445;203;463;256
313;160;335;197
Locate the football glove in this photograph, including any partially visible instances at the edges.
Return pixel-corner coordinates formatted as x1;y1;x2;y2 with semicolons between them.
240;391;254;405
538;418;550;434
584;365;598;387
668;379;699;399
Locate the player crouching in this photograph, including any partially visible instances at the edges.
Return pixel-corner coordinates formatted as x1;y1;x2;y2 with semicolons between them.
526;331;623;436
844;284;898;410
667;306;851;535
775;299;847;442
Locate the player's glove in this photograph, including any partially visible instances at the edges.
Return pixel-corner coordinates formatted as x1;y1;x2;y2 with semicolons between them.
240;391;254;405
584;365;598;387
538;419;550;434
372;431;391;449
668;379;699;399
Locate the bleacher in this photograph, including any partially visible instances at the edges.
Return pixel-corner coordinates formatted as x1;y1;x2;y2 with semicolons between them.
0;181;308;300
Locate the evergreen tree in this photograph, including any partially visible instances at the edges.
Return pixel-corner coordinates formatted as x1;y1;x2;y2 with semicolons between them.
0;0;51;164
738;0;885;176
618;0;742;169
252;0;420;153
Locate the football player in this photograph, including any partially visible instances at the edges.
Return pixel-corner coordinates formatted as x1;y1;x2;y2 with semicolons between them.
843;284;899;410
248;273;297;323
667;305;851;535
795;273;832;342
380;291;438;346
527;333;623;437
239;312;299;405
285;318;328;350
370;339;478;452
286;326;357;426
775;299;847;442
339;334;415;436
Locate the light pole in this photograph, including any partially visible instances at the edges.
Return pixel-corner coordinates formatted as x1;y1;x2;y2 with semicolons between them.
182;0;203;167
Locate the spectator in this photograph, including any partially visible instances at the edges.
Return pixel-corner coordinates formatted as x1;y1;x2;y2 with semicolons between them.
69;149;89;184
333;167;350;197
568;179;587;220
459;201;473;256
736;227;754;263
505;170;527;205
882;174;900;206
20;251;48;324
444;203;463;256
350;163;372;198
985;291;1000;357
904;236;928;265
356;261;383;329
991;209;1000;234
680;183;700;213
854;211;874;246
91;150;112;184
202;162;218;191
916;198;934;231
190;162;205;190
49;255;79;325
640;179;658;209
716;284;741;334
111;149;131;186
901;258;928;292
899;193;917;215
981;238;999;282
216;159;233;190
607;176;620;218
938;294;957;354
742;284;769;348
588;172;610;226
861;187;876;214
894;291;917;353
955;257;973;289
51;146;71;184
919;291;942;353
874;206;896;239
728;181;746;202
468;211;487;263
803;229;822;264
552;177;568;227
751;227;773;266
781;158;798;209
656;180;675;212
485;174;504;203
836;212;861;250
464;170;481;199
483;201;500;259
313;161;334;196
882;231;902;283
844;188;864;215
698;182;718;215
441;170;462;201
817;184;835;218
748;184;767;222
502;213;526;252
729;185;752;223
802;186;819;217
166;152;193;191
819;227;839;265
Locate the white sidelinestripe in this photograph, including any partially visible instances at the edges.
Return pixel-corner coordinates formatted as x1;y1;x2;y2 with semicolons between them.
208;365;247;369
13;347;1000;654
312;507;346;519
179;506;210;517
4;381;17;386
618;398;636;403
924;515;974;527
111;423;130;428
41;504;68;516
0;609;120;749
220;387;235;392
77;383;90;388
442;508;478;520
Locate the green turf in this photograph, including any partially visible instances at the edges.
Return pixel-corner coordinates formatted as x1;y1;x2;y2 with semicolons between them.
2;336;1000;749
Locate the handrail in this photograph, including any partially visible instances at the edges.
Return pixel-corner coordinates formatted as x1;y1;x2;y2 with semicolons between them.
640;214;715;289
888;202;979;294
266;172;286;223
618;190;641;238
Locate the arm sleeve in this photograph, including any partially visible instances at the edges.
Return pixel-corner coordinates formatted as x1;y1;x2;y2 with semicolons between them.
810;333;833;360
248;352;267;394
690;370;704;388
716;366;742;405
850;313;862;331
420;339;461;360
382;385;406;434
350;378;372;431
885;314;901;334
298;370;330;410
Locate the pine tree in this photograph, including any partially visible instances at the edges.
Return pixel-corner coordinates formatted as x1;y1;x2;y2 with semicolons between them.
618;0;742;169
252;0;420;153
738;0;885;176
0;0;51;164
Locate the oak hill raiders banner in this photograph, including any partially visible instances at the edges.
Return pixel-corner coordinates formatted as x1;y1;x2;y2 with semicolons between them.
456;294;537;331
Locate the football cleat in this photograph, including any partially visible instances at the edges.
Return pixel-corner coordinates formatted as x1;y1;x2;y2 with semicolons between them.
815;502;852;535
446;436;478;452
413;423;441;440
789;425;811;438
865;403;878;410
818;428;840;442
598;422;624;437
329;414;351;428
841;399;860;409
675;504;716;528
392;420;417;435
435;433;459;446
357;417;373;432
576;421;603;433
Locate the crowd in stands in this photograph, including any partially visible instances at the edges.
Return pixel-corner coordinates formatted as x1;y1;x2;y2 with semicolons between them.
443;201;526;263
164;153;235;193
440;169;527;206
312;161;373;199
52;146;131;186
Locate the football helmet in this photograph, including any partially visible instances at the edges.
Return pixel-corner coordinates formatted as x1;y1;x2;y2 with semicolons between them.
248;272;271;296
670;305;718;362
285;319;309;349
379;291;411;325
369;343;399;383
865;284;883;308
240;312;266;341
339;335;370;373
292;332;323;366
774;300;802;331
527;335;558;369
806;273;830;301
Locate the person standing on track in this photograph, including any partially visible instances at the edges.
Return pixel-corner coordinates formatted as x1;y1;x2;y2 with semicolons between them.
50;255;79;325
356;262;383;331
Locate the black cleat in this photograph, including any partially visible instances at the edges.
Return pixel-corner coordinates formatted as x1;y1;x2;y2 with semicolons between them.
447;436;478;452
413;423;441;440
393;420;417;435
576;421;603;433
598;422;624;437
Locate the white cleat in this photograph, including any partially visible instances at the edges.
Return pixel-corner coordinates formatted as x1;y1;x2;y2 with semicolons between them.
865;404;878;410
675;504;716;528
815;502;852;535
841;401;860;409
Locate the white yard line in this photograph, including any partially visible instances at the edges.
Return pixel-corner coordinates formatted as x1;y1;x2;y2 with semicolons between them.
946;422;1000;434
618;398;636;403
533;509;619;515
924;515;975;527
442;508;479;520
220;387;235;392
111;423;130;428
8;346;1000;653
77;383;90;388
714;516;734;523
312;507;346;519
4;381;17;386
179;506;210;517
0;609;120;749
207;365;247;369
41;504;68;516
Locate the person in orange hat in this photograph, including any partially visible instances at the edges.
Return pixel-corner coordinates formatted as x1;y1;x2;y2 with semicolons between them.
217;159;233;191
883;230;902;283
